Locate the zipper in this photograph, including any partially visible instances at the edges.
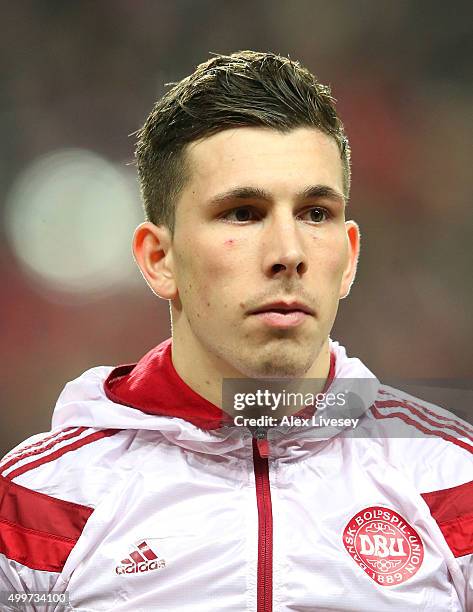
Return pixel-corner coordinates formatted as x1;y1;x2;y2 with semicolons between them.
252;428;273;612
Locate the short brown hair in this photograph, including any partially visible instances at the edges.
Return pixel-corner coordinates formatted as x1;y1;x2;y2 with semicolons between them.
135;51;350;232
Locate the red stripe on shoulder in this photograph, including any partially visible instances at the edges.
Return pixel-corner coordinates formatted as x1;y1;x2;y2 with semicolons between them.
401;396;472;437
0;427;88;474
421;480;473;524
0;475;93;540
0;476;93;572
371;403;473;455
5;429;121;481
379;389;473;437
376;398;473;443
422;481;473;557
435;516;473;558
0;518;75;573
0;427;76;466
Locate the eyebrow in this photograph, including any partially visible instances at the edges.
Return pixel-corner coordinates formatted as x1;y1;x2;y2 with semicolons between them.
207;184;346;207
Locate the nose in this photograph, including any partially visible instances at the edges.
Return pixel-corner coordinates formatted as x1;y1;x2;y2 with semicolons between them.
262;212;307;278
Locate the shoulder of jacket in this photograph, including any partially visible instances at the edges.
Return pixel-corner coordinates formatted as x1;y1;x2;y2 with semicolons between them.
0;425;123;577
360;384;473;492
0;426;131;507
0;426;137;575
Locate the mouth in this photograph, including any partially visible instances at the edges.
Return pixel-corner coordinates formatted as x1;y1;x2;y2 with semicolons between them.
248;301;314;328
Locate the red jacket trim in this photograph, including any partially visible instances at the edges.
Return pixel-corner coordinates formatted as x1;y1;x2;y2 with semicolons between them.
371;403;473;455
4;429;120;481
378;390;473;437
0;518;76;573
421;480;473;558
0;476;93;572
375;398;473;443
0;427;88;475
0;426;77;466
253;439;273;612
104;339;232;430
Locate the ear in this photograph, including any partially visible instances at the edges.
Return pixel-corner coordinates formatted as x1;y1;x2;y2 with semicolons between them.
339;220;360;299
132;222;178;299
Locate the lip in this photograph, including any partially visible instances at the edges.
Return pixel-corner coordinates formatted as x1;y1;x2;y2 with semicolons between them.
252;310;310;328
248;301;314;328
248;301;315;316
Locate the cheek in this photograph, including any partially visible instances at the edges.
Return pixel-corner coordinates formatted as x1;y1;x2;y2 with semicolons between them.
310;236;349;309
176;240;239;309
204;236;246;274
331;248;348;278
312;233;348;277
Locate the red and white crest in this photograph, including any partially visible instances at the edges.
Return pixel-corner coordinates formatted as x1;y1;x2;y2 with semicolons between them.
343;506;424;586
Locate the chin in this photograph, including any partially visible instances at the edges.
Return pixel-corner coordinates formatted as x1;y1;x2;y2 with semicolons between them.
255;362;310;379
238;351;313;379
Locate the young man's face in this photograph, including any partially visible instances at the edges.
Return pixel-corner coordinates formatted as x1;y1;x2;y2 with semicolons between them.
160;127;358;378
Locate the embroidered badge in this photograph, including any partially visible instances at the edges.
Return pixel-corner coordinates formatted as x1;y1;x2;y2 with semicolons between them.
343;506;424;586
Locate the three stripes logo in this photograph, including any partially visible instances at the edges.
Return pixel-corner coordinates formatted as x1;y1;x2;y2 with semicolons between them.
115;541;166;575
0;427;120;480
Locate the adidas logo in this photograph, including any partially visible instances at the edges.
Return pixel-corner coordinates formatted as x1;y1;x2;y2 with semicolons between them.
115;540;166;575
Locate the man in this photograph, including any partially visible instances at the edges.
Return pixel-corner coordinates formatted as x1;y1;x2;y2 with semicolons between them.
0;51;471;611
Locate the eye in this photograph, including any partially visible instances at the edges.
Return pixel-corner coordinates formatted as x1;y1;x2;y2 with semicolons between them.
222;206;259;223
300;207;329;224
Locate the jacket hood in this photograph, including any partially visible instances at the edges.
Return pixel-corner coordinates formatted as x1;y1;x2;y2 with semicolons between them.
51;338;379;455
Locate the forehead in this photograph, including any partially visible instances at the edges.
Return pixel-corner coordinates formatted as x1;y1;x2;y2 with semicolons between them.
183;126;344;200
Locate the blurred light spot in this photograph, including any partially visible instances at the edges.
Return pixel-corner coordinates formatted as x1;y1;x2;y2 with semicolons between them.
4;149;143;302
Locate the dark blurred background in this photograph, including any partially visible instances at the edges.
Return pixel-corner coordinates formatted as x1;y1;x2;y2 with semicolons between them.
1;0;472;454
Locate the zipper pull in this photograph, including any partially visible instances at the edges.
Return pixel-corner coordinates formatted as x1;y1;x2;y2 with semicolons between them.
253;427;269;459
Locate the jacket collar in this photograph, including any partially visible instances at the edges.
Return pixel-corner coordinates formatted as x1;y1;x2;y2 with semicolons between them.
104;337;336;430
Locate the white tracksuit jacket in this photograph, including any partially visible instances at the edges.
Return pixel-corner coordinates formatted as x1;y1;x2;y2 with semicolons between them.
0;338;472;611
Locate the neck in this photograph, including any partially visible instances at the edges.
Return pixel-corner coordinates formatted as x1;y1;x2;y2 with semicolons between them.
171;320;331;417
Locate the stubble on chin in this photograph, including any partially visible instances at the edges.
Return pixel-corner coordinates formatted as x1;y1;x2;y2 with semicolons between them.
235;346;315;379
